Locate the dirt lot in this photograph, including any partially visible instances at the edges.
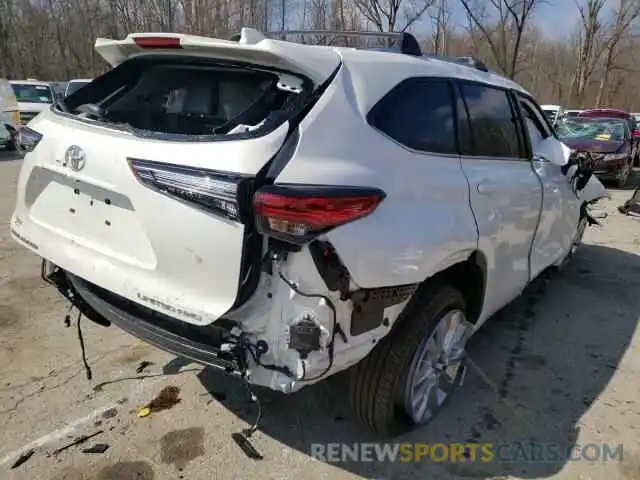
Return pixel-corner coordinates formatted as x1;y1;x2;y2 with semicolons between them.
0;152;638;480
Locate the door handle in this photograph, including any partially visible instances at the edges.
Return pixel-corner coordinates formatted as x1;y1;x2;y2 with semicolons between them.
477;182;497;194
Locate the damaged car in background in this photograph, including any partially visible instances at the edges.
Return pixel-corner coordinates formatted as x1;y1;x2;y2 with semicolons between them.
11;28;608;440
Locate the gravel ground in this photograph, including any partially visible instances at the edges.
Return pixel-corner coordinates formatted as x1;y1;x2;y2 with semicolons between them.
0;151;638;480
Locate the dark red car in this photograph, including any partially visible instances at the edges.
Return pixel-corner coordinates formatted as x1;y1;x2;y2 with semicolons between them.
578;108;640;166
557;115;634;186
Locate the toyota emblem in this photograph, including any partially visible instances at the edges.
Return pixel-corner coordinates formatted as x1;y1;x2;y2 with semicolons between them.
64;145;86;172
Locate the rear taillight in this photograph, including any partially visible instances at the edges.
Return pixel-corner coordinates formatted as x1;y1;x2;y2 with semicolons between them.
253;185;386;245
128;159;244;220
134;37;182;49
11;110;20;125
18;126;43;152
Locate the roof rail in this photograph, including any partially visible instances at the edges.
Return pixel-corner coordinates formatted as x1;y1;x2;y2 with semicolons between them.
230;29;422;56
424;54;489;72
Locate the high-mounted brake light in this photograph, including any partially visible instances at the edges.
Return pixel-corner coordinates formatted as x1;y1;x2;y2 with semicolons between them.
253;185;386;245
134;37;182;49
128;158;245;220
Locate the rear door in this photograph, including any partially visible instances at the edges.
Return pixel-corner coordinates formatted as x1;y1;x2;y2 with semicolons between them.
455;81;543;321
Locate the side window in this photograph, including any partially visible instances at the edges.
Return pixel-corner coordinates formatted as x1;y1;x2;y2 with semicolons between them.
627;118;636;134
519;99;550;151
460;83;522;158
368;78;457;155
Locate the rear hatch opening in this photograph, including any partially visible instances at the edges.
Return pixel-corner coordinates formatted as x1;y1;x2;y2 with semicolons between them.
59;55;313;142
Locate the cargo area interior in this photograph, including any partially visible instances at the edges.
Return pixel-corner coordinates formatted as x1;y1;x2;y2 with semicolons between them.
61;57;309;137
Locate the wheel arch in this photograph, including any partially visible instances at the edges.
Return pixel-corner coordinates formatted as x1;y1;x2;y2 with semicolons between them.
400;250;487;327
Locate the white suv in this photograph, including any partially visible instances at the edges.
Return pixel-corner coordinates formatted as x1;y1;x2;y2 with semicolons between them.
10;28;607;435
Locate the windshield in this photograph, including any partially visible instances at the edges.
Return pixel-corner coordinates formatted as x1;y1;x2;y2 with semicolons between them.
65;81;90;97
556;118;627;142
11;83;53;103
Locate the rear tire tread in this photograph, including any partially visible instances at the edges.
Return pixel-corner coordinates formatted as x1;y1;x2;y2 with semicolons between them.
348;284;466;435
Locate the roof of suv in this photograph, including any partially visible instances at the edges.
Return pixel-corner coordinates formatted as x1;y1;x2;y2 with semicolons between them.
94;28;528;97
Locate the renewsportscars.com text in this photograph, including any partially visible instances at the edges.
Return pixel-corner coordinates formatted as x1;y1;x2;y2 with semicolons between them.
310;442;624;464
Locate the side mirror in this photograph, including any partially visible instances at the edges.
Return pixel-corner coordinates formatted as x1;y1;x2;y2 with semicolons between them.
533;137;571;166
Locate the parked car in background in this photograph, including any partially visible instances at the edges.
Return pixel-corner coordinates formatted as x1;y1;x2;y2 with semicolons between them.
557;116;634;186
578;108;640;167
541;104;564;126
11;28;608;435
64;78;92;98
562;108;584;120
9;80;54;126
0;78;21;150
50;82;68;104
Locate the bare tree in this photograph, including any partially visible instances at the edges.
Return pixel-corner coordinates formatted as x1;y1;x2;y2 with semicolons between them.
458;0;541;79
353;0;436;32
429;0;451;54
593;0;640;106
3;0;640;111
570;0;607;105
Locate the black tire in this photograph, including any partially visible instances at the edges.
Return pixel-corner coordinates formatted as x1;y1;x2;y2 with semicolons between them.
348;284;467;435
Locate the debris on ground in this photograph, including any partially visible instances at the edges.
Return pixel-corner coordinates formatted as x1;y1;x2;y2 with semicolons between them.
102;407;118;419
10;449;35;469
52;430;104;455
136;361;154;374
82;443;110;454
618;187;640;217
137;386;181;418
137;407;151;418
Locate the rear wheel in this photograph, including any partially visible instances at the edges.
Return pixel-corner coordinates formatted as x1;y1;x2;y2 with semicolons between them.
348;284;473;435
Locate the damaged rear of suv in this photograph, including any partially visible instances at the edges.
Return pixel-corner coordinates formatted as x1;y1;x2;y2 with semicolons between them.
13;27;596;437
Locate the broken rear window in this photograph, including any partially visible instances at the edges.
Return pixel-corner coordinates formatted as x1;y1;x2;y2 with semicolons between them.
61;57;311;140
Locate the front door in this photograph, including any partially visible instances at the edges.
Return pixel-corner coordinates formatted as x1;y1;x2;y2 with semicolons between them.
517;95;582;278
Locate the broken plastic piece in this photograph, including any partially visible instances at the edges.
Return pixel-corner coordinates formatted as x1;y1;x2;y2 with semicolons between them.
53;430;104;455
231;432;263;460
137;407;151;418
10;449;35;469
82;443;110;454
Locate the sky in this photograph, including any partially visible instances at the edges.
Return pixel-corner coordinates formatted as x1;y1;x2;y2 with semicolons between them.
411;0;618;41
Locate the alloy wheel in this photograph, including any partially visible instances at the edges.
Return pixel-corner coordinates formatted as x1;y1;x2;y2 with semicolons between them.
403;309;472;425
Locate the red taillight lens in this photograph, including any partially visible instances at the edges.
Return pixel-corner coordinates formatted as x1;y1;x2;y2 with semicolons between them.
134;37;182;49
253;185;386;245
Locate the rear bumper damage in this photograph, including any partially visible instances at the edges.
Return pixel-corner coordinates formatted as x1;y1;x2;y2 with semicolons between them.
42;245;416;394
67;273;246;376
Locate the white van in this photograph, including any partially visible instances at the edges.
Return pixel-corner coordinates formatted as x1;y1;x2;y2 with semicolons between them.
0;79;20;150
9;79;54;125
541;104;563;126
64;78;93;98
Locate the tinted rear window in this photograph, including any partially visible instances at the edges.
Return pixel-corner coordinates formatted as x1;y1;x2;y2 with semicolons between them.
368;77;457;155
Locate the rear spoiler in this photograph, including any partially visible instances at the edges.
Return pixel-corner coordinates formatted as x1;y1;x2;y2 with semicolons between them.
94;28;340;84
